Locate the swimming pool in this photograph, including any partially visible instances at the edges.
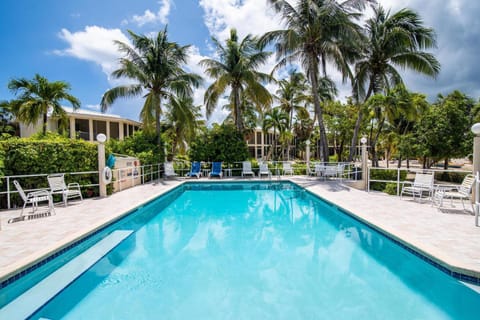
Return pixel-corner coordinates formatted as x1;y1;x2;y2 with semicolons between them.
1;181;479;319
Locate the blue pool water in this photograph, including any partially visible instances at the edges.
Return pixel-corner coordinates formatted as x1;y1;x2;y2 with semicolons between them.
3;182;480;319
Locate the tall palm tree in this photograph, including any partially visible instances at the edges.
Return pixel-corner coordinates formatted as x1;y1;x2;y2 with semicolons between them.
262;0;372;162
8;74;80;135
200;29;273;134
101;28;202;145
263;107;288;160
349;5;440;160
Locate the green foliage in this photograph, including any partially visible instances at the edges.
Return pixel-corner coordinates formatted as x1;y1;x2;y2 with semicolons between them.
435;171;469;184
369;169;407;193
0;134;100;206
107;131;164;165
383;183;399;195
189;124;249;163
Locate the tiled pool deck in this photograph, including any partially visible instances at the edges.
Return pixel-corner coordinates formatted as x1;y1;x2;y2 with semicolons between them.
1;177;479;287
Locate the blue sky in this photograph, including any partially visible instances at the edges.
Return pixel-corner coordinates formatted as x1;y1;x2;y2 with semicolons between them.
1;0;479;123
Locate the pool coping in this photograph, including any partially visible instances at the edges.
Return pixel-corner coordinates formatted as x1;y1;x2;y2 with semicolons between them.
1;178;479;290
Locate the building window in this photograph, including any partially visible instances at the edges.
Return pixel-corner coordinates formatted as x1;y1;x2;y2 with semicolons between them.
256;132;262;145
93;120;107;139
75;119;89;141
123;123;128;137
128;124;134;136
110;122;119;139
247;134;255;145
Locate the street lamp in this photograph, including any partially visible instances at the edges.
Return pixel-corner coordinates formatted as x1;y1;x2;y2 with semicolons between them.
471;124;480;226
97;133;107;197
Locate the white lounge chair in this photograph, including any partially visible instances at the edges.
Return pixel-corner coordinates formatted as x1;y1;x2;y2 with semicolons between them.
433;174;475;211
309;163;325;177
47;173;83;206
164;162;178;178
259;163;272;179
282;162;293;175
11;180;54;221
400;172;434;201
241;161;255;177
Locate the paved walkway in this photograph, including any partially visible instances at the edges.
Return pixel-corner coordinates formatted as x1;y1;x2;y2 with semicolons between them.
1;177;479;285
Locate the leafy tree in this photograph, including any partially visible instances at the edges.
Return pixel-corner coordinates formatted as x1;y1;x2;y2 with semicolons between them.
0;102;17;137
263;107;288;160
415;91;474;168
101;28;202;144
7;74;80;135
262;0;372;162
200;29;272;133
350;5;440;160
108;130;164;165
189;124;249;162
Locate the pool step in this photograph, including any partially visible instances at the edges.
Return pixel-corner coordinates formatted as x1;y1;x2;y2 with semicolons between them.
0;230;133;320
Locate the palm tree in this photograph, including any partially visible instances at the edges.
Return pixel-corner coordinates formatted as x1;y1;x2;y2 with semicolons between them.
101;28;202;145
200;29;273;134
261;0;372;162
163;96;203;156
263;107;288;161
275;70;309;159
8;74;80;135
349;5;440;160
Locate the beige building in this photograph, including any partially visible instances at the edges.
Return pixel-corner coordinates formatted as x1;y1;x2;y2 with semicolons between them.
246;128;279;159
19;107;141;142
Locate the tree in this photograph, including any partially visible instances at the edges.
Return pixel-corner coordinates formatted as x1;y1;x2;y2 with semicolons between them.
263;107;288;161
416;91;474;169
101;28;202;145
7;74;80;135
200;29;273;133
349;5;440;160
162;96;203;157
275;70;309;158
189;124;249;162
262;0;372;162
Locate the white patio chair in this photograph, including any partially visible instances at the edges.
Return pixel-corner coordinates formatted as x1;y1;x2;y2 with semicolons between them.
309;163;325;177
432;174;475;212
400;172;434;201
241;161;255;177
12;180;54;220
164;162;178;178
282;162;293;175
323;165;338;180
259;163;271;179
47;173;83;206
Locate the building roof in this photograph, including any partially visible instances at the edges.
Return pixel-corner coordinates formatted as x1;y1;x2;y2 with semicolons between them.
61;107;141;125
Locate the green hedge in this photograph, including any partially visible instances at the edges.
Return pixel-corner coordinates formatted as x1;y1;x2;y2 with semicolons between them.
369;169;407;194
0;135;100;208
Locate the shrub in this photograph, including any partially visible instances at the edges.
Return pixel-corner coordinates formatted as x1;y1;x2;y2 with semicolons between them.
0;134;100;207
369;169;407;193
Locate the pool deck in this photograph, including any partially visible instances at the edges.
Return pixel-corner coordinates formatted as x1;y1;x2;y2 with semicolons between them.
1;177;479;286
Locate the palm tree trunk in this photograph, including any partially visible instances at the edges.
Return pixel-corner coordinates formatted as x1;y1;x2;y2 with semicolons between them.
349;82;375;161
155;100;161;146
309;72;329;163
233;87;244;133
43;112;48;135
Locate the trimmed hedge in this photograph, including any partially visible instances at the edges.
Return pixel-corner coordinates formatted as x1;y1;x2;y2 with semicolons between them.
369;169;407;194
0;135;100;208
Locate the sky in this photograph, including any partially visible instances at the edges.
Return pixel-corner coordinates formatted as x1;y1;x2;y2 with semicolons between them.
1;0;479;124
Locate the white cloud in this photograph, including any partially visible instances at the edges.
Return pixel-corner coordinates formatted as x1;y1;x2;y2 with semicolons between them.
199;0;281;41
85;104;101;111
55;26;129;80
128;0;172;27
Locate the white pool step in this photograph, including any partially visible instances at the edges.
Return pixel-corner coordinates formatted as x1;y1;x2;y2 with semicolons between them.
0;230;133;320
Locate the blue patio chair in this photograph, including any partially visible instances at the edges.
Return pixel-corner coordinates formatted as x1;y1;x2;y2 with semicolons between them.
209;162;223;179
186;161;201;178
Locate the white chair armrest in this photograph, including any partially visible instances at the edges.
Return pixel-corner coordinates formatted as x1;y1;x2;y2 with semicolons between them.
27;189;51;199
68;183;81;190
